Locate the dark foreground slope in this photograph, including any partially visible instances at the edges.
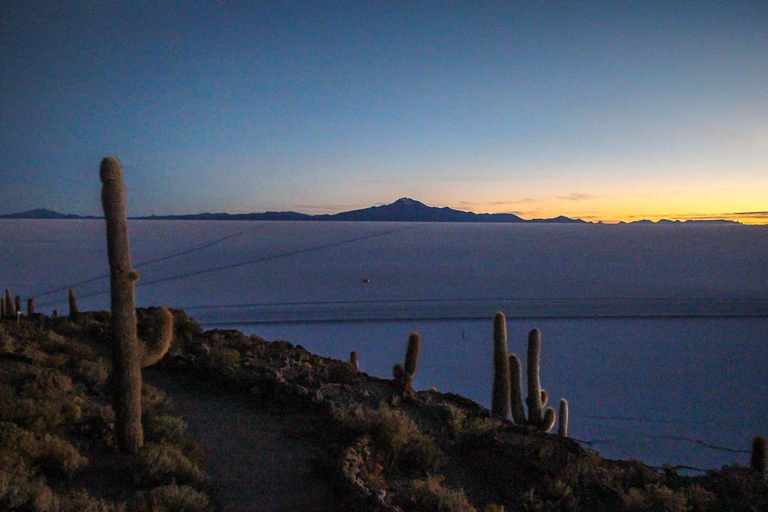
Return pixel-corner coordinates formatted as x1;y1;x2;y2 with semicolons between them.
2;311;766;511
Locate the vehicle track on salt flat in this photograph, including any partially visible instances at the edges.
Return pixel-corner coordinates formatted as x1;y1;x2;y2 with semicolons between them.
144;369;338;512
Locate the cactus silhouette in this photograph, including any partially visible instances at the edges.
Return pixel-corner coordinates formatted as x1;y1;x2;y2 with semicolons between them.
5;289;15;318
504;322;563;433
27;298;34;315
1;297;6;319
349;350;359;371
68;289;79;320
393;332;420;396
100;156;144;454
752;436;767;476
492;312;510;419
558;399;569;437
14;296;21;317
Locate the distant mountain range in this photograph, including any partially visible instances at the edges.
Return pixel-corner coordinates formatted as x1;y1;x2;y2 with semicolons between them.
0;199;586;223
0;199;740;224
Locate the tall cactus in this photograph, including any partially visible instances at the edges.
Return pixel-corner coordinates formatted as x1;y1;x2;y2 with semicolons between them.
526;329;544;425
68;289;79;320
752;436;767;476
505;323;562;433
492;312;510;419
27;298;35;315
393;332;420;396
14;296;21;317
101;156;144;454
349;350;359;371
1;297;6;319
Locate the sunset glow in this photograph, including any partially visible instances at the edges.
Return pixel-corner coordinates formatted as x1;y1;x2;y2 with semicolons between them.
1;3;765;223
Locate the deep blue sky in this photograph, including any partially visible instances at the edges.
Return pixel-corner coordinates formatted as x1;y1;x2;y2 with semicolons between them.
1;1;766;222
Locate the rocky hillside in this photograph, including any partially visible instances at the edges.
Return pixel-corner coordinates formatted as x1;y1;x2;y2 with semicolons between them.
1;310;767;511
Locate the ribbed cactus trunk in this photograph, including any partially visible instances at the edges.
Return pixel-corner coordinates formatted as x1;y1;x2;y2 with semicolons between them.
492;312;510;419
100;156;143;454
525;329;544;426
14;296;21;317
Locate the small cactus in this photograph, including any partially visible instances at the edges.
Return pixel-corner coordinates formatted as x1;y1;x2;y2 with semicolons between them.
492;312;510;419
504;322;564;433
14;295;21;316
558;399;569;437
27;298;35;315
68;289;79;320
5;289;15;318
404;333;420;377
394;332;420;396
349;350;359;371
752;436;767;476
52;309;58;319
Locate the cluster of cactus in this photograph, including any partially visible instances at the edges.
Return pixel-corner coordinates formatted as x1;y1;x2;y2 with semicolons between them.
492;312;568;435
101;156;174;454
393;332;420;397
1;289;23;320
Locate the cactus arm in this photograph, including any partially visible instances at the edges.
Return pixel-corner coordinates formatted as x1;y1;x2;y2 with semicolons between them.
542;407;556;433
558;399;569;437
101;156;144;454
139;307;174;368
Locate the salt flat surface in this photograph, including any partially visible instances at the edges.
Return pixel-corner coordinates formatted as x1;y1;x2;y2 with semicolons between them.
1;219;766;469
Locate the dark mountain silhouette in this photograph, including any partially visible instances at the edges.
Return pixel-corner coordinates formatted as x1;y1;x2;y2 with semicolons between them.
316;197;530;222
0;208;98;220
1;198;586;223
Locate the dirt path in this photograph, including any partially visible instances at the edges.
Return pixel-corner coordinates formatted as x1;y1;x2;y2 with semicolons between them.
144;369;338;512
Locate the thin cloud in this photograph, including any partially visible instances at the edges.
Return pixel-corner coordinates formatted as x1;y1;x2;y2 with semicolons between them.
557;193;596;201
732;211;768;217
489;198;542;205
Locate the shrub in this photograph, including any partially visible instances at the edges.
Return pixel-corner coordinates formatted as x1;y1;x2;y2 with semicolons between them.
131;484;213;512
402;474;479;512
58;488;124;512
132;444;207;489
143;415;188;444
622;483;690;512
341;403;442;475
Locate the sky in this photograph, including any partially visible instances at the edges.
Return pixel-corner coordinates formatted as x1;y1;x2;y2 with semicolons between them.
1;1;766;224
